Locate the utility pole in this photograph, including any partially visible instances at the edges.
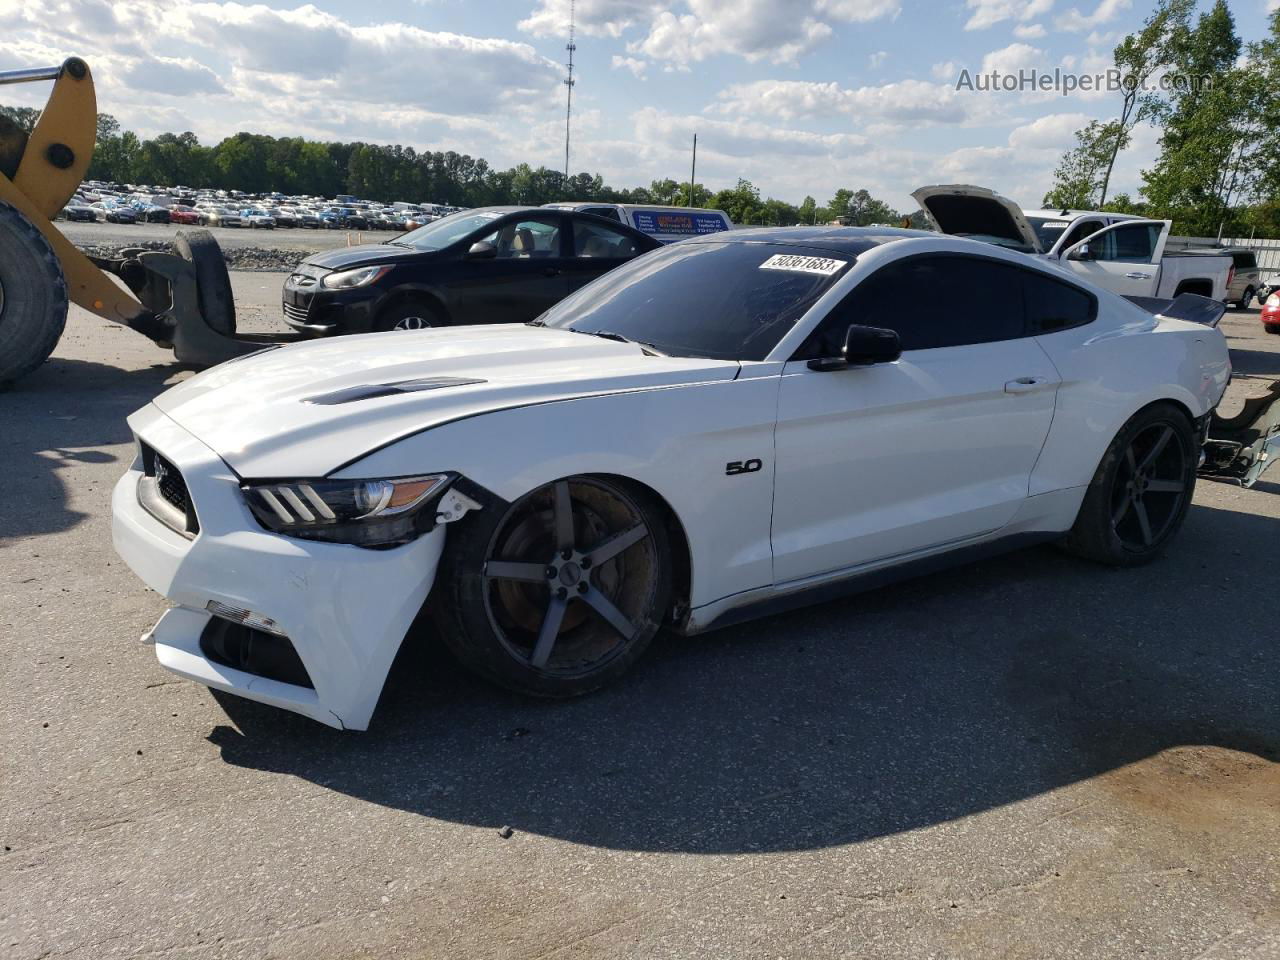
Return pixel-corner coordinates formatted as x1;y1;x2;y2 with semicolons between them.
563;0;576;186
688;133;697;207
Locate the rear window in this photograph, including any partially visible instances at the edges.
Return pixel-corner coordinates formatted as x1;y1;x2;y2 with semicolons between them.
539;242;850;361
1232;252;1257;269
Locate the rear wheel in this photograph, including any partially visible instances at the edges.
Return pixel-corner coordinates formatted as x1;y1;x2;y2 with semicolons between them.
1237;287;1255;309
434;476;672;697
0;201;68;386
1061;403;1196;566
172;230;235;335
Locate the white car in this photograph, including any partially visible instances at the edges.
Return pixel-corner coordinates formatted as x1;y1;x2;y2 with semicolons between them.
112;227;1231;730
912;184;1233;302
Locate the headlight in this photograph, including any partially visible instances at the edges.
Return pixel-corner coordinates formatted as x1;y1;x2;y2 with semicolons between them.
1268;293;1279;307
321;265;391;289
242;474;452;546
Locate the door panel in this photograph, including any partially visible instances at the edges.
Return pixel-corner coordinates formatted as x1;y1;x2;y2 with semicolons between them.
771;341;1060;583
444;215;569;324
1061;220;1168;298
562;216;649;294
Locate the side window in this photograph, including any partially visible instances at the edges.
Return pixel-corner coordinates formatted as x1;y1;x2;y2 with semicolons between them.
1095;224;1158;263
796;255;1027;357
573;219;642;260
1022;271;1096;334
477;217;562;258
1061;219;1103;251
1232;252;1256;269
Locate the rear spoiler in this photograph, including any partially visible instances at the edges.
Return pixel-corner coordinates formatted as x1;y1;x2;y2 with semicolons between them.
1124;293;1226;329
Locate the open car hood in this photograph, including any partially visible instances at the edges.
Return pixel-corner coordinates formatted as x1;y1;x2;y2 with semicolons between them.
911;184;1042;253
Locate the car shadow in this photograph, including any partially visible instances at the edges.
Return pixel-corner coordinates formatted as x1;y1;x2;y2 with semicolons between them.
0;355;184;543
207;498;1279;855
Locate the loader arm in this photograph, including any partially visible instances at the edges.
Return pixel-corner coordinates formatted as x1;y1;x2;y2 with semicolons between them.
0;59;155;330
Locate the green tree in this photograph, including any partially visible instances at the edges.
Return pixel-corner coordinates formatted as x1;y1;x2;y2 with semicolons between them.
1043;120;1122;209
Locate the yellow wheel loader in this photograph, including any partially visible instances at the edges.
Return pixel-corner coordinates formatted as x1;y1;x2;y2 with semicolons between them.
0;58;300;386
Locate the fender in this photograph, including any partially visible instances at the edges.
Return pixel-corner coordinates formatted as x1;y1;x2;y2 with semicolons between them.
335;372;785;609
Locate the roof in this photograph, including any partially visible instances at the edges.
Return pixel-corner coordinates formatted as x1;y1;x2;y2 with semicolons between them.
1022;208;1142;222
685;225;933;255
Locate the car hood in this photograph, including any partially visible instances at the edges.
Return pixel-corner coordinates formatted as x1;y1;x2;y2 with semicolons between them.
302;243;428;270
911;184;1042;253
146;325;740;477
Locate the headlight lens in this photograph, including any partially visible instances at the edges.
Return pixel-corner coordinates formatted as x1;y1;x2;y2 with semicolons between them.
1267;293;1279;307
242;474;451;546
321;265;391;289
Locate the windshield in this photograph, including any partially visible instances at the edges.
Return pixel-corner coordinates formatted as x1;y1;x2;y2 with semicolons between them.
539;241;851;361
396;210;505;250
1026;216;1071;251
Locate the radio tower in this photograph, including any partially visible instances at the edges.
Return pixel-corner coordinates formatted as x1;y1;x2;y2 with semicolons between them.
563;0;576;184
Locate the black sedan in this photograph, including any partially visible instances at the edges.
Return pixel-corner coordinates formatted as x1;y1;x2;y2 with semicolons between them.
281;206;662;334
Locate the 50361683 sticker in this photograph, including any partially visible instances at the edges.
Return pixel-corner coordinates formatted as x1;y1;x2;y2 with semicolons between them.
758;254;846;276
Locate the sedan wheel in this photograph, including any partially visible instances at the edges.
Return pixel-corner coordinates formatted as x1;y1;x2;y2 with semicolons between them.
434;477;672;696
1062;402;1196;566
393;315;433;331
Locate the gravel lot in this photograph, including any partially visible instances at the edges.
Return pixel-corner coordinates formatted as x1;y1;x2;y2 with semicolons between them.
1;281;1278;960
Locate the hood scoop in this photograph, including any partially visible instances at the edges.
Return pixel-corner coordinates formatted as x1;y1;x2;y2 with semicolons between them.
304;376;486;406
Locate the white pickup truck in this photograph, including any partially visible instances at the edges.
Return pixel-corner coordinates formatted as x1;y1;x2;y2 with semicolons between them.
913;185;1233;302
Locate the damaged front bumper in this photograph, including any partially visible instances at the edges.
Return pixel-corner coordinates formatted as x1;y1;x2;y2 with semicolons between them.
1200;379;1280;488
112;404;446;730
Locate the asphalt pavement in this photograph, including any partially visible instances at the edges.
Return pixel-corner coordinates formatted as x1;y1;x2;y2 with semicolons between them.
1;284;1277;959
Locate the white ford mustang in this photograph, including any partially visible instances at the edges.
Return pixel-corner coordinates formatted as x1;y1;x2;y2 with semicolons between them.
113;227;1231;730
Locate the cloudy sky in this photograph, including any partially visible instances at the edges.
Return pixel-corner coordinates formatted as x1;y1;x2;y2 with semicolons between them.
6;0;1277;210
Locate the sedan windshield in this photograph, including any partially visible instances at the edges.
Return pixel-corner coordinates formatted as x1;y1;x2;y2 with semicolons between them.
396;210;505;250
539;241;851;361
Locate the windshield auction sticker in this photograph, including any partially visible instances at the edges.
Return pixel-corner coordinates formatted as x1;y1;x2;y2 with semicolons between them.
759;254;845;276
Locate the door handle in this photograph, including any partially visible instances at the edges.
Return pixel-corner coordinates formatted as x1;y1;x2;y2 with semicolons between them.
1005;376;1048;394
543;267;561;277
1124;272;1152;279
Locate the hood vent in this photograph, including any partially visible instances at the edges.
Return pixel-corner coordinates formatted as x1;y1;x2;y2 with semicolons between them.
303;376;486;406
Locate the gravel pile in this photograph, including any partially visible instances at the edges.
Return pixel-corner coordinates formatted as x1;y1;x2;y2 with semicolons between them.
74;241;312;273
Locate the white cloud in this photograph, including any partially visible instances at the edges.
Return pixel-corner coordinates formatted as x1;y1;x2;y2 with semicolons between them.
611;55;648;78
627;0;900;65
868;50;889;69
120;55;226;96
712;77;1003;128
1006;111;1090;149
1013;23;1046;38
519;0;666;38
1056;0;1131;32
981;42;1044;75
964;0;1053;31
932;60;961;81
632;106;867;159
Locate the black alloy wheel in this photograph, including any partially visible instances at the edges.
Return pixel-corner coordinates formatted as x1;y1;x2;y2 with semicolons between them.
434;476;672;696
1108;421;1189;552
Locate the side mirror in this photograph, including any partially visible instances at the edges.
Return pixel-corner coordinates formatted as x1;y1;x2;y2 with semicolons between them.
466;240;497;259
1067;242;1092;261
808;325;901;371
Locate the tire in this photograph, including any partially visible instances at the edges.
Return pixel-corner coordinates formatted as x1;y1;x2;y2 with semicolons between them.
1237;287;1254;310
433;476;673;697
0;201;68;386
1265;325;1280;335
172;229;235;336
373;299;446;332
1061;402;1197;567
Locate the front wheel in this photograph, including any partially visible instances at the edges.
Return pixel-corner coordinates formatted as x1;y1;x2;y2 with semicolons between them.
1061;403;1197;566
433;476;673;697
374;299;446;332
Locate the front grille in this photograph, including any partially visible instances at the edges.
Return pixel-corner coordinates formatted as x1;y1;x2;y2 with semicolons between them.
138;443;200;538
282;301;311;324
